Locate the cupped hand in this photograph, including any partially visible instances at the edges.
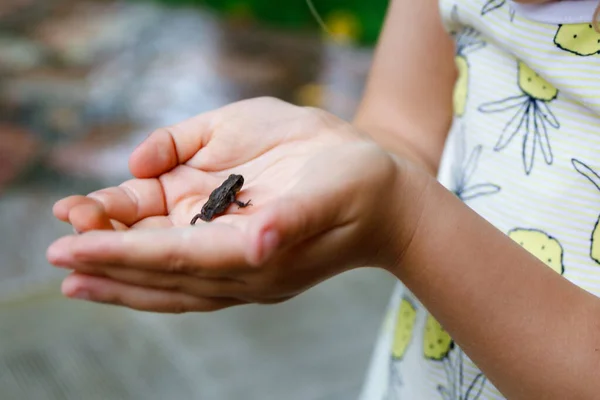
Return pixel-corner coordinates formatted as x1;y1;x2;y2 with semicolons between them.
47;97;427;313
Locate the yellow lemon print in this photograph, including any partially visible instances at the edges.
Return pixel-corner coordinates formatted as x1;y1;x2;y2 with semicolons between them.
572;159;600;265
423;311;488;398
454;56;469;117
554;23;600;56
391;298;417;360
386;297;417;396
518;63;558;102
478;61;559;175
508;229;565;274
450;6;486;117
423;314;453;360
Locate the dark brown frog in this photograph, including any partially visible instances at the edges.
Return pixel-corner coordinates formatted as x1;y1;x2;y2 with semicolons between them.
190;174;252;224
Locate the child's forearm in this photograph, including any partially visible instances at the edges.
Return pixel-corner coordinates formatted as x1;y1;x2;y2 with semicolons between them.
393;177;600;399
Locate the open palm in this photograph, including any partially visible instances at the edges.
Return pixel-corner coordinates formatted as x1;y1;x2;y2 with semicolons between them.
55;98;361;232
48;97;408;313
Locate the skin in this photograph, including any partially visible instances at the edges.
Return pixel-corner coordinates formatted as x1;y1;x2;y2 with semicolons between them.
47;0;600;398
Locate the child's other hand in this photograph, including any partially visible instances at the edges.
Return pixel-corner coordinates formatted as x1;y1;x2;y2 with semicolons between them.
47;97;429;313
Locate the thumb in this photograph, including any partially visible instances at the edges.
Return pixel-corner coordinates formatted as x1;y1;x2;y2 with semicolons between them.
246;194;344;266
129;112;214;178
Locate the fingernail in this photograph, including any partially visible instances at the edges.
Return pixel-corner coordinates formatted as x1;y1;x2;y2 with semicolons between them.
259;228;280;264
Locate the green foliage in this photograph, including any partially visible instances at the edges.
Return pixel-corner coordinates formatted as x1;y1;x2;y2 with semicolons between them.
134;0;388;45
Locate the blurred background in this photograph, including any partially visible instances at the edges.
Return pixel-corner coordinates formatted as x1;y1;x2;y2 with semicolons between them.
0;0;395;399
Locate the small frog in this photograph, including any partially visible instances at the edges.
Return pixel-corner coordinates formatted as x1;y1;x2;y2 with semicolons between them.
190;174;252;224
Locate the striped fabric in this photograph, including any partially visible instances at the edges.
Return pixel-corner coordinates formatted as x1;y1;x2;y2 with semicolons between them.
359;1;600;399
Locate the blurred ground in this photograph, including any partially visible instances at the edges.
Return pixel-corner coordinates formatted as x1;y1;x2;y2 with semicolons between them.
0;1;395;399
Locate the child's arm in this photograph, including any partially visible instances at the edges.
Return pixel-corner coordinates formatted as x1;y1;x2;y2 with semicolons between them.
354;1;600;397
353;0;457;176
50;100;600;399
391;174;600;400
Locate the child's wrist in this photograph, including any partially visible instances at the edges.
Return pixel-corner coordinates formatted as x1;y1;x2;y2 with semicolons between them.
373;156;436;273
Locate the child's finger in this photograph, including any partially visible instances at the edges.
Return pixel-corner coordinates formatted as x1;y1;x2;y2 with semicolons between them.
55;178;169;228
61;273;245;313
129;111;216;179
46;224;253;277
53;195;93;222
87;178;167;227
54;196;124;232
55;263;246;298
69;203;115;232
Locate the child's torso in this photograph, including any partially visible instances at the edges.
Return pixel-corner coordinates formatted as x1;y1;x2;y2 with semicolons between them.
360;1;600;399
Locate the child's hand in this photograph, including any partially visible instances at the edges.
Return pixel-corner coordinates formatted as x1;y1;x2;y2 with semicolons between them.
47;97;429;313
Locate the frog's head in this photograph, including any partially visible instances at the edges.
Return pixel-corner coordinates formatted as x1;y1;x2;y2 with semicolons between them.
229;174;245;192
